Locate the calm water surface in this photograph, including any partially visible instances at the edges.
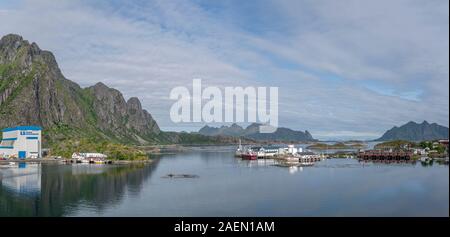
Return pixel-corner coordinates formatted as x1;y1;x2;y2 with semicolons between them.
0;147;448;217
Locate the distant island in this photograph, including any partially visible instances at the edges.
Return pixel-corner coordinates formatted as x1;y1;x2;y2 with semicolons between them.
307;142;366;150
198;123;316;142
375;121;449;141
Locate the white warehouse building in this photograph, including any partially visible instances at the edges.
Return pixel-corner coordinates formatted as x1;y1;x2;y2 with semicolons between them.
0;126;42;159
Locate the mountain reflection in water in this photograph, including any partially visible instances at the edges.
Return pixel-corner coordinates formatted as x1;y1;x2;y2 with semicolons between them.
1;150;448;217
0;161;158;217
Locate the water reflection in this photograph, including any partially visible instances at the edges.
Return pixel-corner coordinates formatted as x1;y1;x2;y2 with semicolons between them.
0;161;159;217
1;150;448;217
0;163;41;196
237;159;276;168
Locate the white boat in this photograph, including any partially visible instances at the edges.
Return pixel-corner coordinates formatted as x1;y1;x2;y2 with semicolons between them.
420;156;431;163
235;139;243;157
283;156;299;162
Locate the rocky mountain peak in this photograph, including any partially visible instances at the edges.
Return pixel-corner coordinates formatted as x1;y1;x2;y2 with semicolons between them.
1;34;161;145
0;34;27;52
376;121;449;141
127;97;142;111
0;34;61;77
92;81;108;90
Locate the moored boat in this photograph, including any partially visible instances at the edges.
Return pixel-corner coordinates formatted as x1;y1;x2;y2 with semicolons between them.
235;139;243;157
241;150;258;160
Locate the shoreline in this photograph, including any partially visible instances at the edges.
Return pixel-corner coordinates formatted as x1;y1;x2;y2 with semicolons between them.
0;158;153;165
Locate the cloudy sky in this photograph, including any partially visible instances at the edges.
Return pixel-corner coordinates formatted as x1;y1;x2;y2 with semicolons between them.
1;0;448;140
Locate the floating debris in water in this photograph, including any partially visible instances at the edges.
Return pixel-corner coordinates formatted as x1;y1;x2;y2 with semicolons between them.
162;174;199;179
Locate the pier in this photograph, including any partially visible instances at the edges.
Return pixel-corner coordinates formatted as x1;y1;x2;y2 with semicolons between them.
357;150;413;161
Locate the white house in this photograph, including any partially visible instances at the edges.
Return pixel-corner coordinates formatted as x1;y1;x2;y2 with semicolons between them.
287;145;298;154
72;152;108;162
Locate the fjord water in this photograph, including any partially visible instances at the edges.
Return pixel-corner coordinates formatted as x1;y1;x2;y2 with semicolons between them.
0;147;448;217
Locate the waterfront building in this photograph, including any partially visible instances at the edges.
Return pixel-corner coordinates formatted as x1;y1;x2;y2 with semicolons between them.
0;126;42;159
287;144;298;154
71;152;108;162
248;145;304;158
251;146;280;157
412;148;428;155
278;145;301;155
438;139;449;149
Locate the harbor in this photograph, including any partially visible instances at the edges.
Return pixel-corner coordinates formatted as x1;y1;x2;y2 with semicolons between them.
234;141;326;167
0;147;448;217
357;150;413;161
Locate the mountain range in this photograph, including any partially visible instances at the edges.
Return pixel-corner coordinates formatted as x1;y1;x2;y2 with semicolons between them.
375;121;449;141
198;123;316;142
0;34;168;145
0;34;246;146
2;34;447;146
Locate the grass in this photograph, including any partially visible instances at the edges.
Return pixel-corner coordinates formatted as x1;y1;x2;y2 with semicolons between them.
50;137;149;161
374;140;416;149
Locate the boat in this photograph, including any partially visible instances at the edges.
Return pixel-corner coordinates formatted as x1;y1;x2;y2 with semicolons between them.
420;156;432;163
281;156;299;162
241;149;258;160
235;139;243;157
92;159;105;164
242;153;257;160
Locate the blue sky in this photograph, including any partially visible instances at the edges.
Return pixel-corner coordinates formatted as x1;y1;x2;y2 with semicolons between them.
1;0;449;140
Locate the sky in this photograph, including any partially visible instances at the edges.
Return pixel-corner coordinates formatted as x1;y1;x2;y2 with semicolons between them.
0;0;448;140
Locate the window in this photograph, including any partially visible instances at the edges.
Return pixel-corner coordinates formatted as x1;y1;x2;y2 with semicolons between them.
0;140;15;147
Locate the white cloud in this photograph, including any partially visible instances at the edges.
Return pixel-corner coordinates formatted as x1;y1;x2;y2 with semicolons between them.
0;0;448;139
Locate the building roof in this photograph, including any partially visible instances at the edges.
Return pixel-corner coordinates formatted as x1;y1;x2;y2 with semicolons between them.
2;126;42;132
251;146;282;150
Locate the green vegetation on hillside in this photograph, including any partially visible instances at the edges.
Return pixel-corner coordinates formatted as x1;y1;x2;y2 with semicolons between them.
307;142;365;150
374;140;416;149
418;141;447;154
1;34;261;150
374;140;448;156
50;138;149;161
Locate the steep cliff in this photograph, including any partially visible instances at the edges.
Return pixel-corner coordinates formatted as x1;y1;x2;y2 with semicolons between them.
0;34;161;145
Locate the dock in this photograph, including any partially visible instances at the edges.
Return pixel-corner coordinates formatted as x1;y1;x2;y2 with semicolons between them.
357;150;413;161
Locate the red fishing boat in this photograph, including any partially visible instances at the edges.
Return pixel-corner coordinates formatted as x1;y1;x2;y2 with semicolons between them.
241;150;257;160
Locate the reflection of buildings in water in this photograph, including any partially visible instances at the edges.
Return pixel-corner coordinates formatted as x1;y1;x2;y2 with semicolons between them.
288;166;298;174
0;160;160;217
239;158;305;174
239;159;276;167
358;160;417;166
71;164;108;175
288;166;304;174
0;163;41;195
